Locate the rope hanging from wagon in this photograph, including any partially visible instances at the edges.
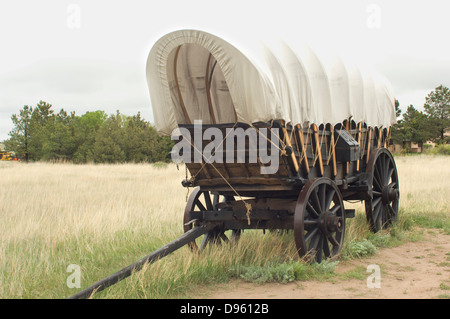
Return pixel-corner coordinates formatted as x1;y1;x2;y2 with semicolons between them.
326;124;341;166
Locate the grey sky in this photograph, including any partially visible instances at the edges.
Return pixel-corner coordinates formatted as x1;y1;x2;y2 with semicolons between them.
1;0;450;141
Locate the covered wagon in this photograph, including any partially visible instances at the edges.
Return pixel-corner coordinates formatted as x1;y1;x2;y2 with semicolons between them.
146;29;399;263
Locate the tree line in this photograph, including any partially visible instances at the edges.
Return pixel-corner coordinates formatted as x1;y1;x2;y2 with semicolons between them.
5;101;173;163
391;85;450;150
4;85;449;162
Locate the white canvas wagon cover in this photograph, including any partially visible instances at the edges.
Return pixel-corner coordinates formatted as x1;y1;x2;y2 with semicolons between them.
146;29;396;136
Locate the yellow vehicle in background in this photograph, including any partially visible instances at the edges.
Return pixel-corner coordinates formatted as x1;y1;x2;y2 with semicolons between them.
0;151;18;161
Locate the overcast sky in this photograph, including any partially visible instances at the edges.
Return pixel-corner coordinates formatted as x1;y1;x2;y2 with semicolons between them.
1;0;450;141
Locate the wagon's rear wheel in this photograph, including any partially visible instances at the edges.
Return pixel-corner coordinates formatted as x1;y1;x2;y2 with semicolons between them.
365;148;400;232
294;178;346;263
183;187;239;251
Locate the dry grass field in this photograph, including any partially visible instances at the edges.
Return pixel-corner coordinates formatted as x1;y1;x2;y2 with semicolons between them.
0;155;449;298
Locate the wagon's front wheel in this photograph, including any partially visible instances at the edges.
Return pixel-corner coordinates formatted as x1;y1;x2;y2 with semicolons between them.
294;178;346;263
365;148;400;232
183;187;239;251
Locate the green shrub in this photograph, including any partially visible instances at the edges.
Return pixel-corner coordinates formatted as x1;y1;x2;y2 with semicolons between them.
343;239;377;259
229;260;338;284
152;161;168;168
434;144;450;155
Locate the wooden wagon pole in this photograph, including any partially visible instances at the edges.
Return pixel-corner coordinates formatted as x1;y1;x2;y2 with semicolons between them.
295;124;309;175
69;223;217;299
312;124;324;176
329;124;337;177
344;119;350;176
377;127;383;148
384;127;390;148
366;127;373;164
356;122;362;172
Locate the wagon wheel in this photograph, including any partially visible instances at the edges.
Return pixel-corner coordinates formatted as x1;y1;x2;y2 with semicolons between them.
365;148;400;232
294;178;346;263
183;187;239;251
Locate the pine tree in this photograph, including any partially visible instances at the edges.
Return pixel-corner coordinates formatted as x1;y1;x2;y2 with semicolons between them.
7;105;33;162
424;85;450;143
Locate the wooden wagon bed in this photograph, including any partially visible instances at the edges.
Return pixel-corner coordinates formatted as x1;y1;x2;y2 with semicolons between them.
179;120;391;197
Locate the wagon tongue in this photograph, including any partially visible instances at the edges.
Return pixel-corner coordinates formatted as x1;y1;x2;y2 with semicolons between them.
68;222;219;299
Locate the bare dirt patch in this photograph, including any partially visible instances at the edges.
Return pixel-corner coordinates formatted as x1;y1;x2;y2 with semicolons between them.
204;229;450;299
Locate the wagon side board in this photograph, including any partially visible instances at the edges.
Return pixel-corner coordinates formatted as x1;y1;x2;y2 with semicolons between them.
178;120;390;199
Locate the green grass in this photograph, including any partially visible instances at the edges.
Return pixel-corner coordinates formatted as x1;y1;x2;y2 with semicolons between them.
2;206;446;299
407;212;450;235
1;155;449;298
90;207;439;298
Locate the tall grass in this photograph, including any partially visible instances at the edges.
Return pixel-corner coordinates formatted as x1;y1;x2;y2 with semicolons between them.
0;154;448;298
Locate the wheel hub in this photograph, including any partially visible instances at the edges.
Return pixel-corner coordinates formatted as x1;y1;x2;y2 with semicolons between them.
320;213;344;234
382;184;399;204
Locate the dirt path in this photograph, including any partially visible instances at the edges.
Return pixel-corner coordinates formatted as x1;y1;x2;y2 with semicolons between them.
204;229;450;299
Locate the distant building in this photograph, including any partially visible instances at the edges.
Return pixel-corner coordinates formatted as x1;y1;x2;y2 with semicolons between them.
0;142;5;152
389;144;402;154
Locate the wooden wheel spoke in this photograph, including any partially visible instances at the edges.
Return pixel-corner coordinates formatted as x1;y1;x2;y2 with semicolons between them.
372;190;382;197
329;204;341;215
327;234;340;247
323;238;331;257
304;219;319;226
373;199;383;224
195;199;207;212
387;167;394;184
324;188;335;212
315;236;324;262
375;158;384;185
203;192;213;210
305;227;319;243
383;156;390;184
380;155;387;184
372;196;382;210
219;232;229;243
387;204;397;218
306;201;321;218
311;188;322;214
309;232;322;253
373;173;383;192
320;184;327;214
